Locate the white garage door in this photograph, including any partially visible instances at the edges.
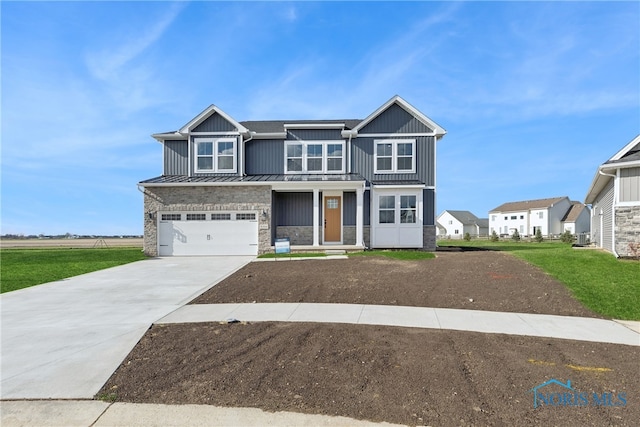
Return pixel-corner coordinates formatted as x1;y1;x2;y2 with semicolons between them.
158;212;258;256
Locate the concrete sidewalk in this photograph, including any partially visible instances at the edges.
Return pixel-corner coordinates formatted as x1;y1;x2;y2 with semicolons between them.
0;400;401;427
158;303;640;346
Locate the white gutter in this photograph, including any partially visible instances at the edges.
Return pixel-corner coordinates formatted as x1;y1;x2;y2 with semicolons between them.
240;131;255;177
598;169;619;257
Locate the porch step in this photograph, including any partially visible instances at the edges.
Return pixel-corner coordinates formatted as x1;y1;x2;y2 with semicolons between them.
324;249;346;256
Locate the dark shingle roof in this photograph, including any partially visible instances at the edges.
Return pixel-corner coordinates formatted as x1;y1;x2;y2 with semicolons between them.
445;210;480;225
240;119;362;134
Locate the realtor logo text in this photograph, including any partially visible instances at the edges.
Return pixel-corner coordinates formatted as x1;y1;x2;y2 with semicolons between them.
530;379;627;409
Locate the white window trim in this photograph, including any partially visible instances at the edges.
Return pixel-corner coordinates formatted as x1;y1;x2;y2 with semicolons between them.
284;140;346;174
194;137;237;173
374;139;416;174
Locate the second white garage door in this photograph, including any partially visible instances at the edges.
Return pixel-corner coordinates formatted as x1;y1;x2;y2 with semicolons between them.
158;212;259;256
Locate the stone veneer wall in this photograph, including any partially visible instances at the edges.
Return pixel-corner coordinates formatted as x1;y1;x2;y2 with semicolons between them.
142;185;272;256
615;206;640;258
423;225;436;251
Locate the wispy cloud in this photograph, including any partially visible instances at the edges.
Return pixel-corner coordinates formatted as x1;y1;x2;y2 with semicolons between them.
85;2;185;82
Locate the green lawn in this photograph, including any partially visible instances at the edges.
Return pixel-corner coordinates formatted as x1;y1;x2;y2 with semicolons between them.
349;249;436;261
1;248;148;293
438;240;640;320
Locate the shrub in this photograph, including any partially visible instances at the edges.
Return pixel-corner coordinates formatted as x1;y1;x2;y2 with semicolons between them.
490;230;499;242
511;230;521;242
534;228;544;243
463;232;471;241
560;230;575;244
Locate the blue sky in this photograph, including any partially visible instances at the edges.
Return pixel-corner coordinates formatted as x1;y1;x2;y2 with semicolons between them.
2;1;639;235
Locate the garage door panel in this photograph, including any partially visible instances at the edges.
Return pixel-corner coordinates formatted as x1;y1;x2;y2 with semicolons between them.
158;214;258;256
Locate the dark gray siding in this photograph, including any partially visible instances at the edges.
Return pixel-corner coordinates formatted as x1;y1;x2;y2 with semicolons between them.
275;192;313;226
360;103;433;134
423;189;435;225
287;129;344;141
351;136;436;185
343;192;356;226
246;140;284;174
164;140;188;175
363;190;370;225
193;112;236;132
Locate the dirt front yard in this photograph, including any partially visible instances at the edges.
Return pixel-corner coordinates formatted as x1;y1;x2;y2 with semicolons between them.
99;251;639;426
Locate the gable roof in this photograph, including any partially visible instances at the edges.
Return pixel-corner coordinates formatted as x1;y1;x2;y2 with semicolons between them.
489;197;568;213
561;202;588;222
179;104;249;135
352;95;446;137
441;210;480;225
585;135;640;204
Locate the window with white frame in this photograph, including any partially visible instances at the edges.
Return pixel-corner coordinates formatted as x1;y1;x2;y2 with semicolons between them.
377;194;418;224
195;138;237;173
285;141;345;174
400;195;417;223
378;195;395;223
374;139;416;173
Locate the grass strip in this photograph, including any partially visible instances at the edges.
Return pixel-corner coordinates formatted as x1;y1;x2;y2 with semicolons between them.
1;247;147;293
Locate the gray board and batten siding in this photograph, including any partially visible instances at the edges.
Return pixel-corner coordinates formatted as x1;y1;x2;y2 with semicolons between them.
359;103;434;134
164;140;188;176
274;192;364;227
192;112;237;133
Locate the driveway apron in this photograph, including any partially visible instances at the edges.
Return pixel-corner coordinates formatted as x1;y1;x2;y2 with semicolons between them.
0;256;253;399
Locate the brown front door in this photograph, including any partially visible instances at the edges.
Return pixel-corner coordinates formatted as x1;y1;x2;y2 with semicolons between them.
324;196;341;242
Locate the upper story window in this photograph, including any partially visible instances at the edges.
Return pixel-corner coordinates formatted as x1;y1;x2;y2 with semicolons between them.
195;137;236;173
374;139;416;174
285;141;345;174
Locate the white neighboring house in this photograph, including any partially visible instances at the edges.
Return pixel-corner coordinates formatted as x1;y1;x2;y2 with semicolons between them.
437;210;489;239
585;135;640;257
489;197;590;237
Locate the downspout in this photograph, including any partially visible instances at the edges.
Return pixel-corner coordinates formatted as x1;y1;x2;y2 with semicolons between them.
240;131;255;177
598;169;619;257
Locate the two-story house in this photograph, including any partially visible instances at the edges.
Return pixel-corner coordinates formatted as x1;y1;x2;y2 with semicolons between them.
436;210;488;238
585;135;640;257
139;96;446;256
489;197;590;237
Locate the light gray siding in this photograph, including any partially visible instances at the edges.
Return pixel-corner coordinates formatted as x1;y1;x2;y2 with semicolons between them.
591;179;614;252
620;167;640;202
163;140;188;175
351;136;436;185
245;140;284;174
287;129;344;141
359;103;433;134
192;112;236;132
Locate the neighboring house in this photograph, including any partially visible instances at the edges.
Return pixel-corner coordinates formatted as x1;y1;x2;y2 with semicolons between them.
436;210;488;238
489;197;590;237
585;135;640;257
561;202;591;235
139;95;446;256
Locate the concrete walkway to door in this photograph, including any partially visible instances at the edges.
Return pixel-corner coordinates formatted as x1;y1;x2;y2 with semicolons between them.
0;256;253;400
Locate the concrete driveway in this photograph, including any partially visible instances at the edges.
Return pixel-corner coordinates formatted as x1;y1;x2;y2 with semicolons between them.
0;256;253;399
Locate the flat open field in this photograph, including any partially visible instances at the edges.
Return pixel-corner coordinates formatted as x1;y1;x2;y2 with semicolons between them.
0;238;143;249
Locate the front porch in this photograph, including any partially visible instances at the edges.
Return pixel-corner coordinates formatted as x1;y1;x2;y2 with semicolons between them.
267;244;365;254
